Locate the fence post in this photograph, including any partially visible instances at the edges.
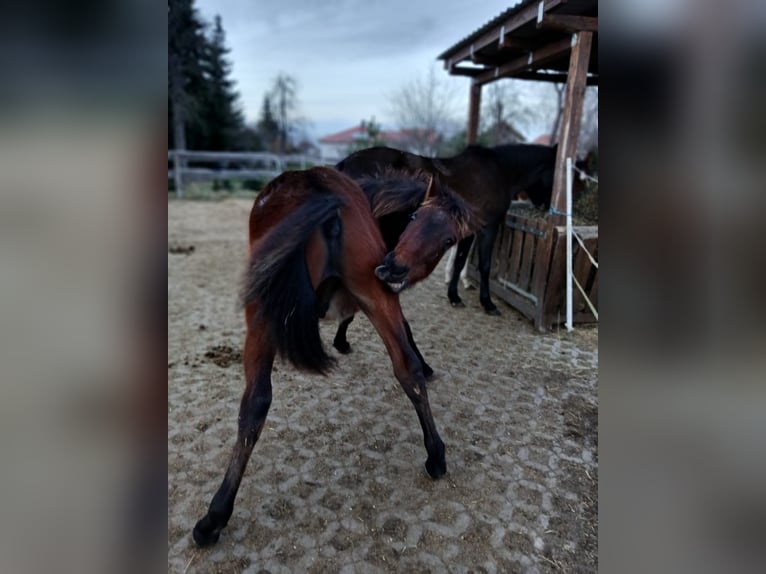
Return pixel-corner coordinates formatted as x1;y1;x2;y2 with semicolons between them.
173;150;184;198
565;157;573;331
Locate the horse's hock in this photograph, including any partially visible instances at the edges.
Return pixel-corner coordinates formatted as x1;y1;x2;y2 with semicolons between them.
468;212;599;330
168;199;598;573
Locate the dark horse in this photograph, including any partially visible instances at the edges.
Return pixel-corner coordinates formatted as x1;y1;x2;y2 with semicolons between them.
192;166;478;546
337;144;571;315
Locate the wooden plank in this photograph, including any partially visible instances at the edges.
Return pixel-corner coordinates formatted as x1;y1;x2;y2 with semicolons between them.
467;82;482;144
543;228;567;316
516;71;599;85
487;278;537;321
549;31;594;224
495;222;514;282
530;224;557;329
474;36;574;86
573;226;598;241
175;168;281;181
517;226;538;291
570;243;593;312
169;150;283;164
450;66;484;77
537;14;598;33
440;0;567;66
587;269;598;309
507;226;525;284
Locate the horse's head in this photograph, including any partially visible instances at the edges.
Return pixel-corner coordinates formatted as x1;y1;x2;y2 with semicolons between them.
375;176;480;293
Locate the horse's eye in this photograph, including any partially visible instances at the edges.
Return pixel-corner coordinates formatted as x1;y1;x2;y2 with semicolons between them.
445;237;455;247
409;213;417;221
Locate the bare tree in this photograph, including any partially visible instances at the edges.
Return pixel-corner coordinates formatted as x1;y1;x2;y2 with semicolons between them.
579;87;598;154
481;80;537;145
549;82;566;143
388;64;459;155
270;73;299;153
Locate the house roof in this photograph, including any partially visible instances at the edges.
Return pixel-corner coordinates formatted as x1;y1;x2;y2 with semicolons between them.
318;125;368;144
319;125;438;145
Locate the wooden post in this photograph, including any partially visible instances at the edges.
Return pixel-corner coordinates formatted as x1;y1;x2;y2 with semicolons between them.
549;31;593;225
173;151;184;198
466;81;482;145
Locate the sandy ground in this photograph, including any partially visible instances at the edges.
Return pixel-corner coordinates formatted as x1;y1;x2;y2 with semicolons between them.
168;198;598;573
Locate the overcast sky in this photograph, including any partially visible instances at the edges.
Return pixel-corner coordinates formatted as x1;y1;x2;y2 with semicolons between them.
194;0;528;139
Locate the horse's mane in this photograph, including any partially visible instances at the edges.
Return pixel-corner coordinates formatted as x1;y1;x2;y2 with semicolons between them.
356;167;430;219
354;165;481;237
421;184;483;238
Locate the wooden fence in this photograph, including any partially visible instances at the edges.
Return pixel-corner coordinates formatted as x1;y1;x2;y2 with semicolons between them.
168;150;326;197
467;213;598;330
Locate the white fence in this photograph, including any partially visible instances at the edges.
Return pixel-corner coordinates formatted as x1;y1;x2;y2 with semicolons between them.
168;150;327;198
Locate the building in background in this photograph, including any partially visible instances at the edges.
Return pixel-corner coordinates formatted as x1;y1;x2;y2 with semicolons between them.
319;121;437;162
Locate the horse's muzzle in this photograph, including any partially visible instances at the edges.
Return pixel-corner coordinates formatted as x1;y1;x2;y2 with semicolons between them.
375;252;409;293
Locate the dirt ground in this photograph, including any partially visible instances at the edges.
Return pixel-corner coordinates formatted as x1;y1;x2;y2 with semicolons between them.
168;199;598;573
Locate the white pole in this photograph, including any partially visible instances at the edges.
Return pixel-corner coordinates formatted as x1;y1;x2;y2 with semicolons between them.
565;156;573;331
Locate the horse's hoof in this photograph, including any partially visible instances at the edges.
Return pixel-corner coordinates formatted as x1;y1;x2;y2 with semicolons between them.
425;457;447;479
484;307;501;316
192;518;222;547
423;364;434;380
450;300;465;308
333;340;352;354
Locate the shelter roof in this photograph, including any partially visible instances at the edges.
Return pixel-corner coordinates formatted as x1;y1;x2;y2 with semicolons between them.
438;0;598;86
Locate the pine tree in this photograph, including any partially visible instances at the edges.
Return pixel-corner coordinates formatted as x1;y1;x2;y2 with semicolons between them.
168;0;209;150
169;1;246;151
201;15;245;150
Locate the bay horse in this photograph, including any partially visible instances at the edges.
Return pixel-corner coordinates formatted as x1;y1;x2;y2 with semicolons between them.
328;167;483;373
337;144;576;315
192;166;478;546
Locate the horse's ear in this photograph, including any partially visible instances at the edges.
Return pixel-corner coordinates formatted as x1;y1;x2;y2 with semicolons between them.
424;175;437;201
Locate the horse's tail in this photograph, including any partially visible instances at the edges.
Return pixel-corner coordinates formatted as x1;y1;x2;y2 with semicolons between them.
242;193;344;374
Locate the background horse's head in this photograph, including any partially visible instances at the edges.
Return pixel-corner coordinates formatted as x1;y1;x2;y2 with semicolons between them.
375;177;480;293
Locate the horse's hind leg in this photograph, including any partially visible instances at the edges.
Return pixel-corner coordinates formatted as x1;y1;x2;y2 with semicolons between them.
477;224;501;315
363;296;446;478
193;325;275;546
404;319;433;380
447;235;474;307
333;315;354;354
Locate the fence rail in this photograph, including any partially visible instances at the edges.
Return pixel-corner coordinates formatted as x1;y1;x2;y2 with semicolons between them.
168;150;326;197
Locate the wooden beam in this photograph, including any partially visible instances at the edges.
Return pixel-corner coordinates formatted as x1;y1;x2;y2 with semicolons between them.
440;0;567;67
498;37;537;51
515;71;599;85
466;82;482;145
549;31;594;224
450;66;485;77
474;36;573;86
537;14;598;33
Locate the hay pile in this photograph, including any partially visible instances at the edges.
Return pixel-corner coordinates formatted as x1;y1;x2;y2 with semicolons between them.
509;183;598;226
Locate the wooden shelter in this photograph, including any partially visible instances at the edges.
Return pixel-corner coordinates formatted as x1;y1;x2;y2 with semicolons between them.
438;0;598;329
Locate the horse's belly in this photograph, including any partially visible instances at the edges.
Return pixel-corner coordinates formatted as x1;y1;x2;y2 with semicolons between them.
322;288;358;322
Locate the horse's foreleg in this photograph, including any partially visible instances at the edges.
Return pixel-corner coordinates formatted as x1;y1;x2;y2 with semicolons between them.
477;225;501;315
447;235;474;307
333;315;354;354
364;300;446;478
193;326;274;546
444;246;456;284
404;319;433;380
